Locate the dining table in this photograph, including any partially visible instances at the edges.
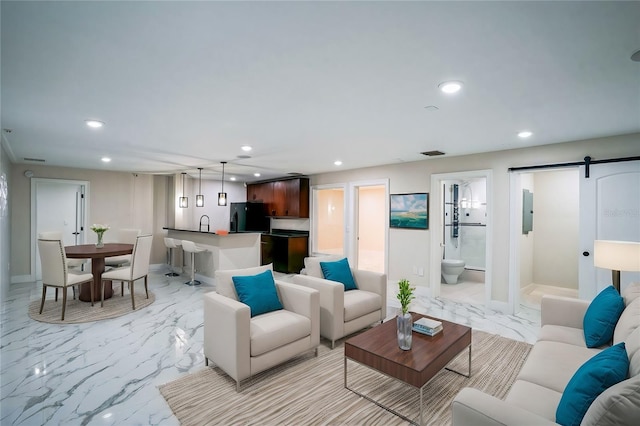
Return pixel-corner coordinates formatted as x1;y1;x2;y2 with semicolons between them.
65;243;134;302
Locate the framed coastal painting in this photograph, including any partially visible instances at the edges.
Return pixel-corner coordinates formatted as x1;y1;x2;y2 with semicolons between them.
390;193;429;229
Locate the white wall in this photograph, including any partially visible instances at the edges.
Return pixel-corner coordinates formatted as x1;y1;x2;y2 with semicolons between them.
311;133;640;303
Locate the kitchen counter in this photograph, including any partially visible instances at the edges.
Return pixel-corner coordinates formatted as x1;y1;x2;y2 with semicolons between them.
163;228;262;284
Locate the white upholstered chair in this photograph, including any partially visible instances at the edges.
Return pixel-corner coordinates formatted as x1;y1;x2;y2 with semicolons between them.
38;231;87;271
104;228;141;267
293;256;387;348
204;264;320;391
37;238;94;320
100;234;153;310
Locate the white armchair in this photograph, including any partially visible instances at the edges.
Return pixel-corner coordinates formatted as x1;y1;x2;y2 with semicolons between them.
293;256;387;348
204;264;320;391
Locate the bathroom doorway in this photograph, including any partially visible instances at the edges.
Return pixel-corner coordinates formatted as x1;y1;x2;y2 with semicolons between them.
430;170;493;307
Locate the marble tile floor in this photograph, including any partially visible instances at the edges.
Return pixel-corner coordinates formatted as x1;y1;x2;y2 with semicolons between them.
1;270;540;425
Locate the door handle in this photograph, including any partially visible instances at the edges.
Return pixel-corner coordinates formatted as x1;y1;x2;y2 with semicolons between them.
582;251;590;257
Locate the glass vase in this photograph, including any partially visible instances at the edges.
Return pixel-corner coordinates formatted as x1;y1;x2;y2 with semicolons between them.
397;312;413;350
96;232;104;248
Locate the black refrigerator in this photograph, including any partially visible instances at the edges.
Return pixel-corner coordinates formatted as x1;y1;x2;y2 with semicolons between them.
229;202;269;233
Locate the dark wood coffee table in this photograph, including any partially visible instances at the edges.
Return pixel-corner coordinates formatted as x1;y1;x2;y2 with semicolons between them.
344;312;471;425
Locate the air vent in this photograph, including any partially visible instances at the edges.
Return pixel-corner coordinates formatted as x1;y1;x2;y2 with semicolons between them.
24;157;46;162
287;172;304;176
421;151;445;157
237;155;251;159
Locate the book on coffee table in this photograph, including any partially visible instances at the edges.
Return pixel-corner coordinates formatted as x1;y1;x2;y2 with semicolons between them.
413;317;443;335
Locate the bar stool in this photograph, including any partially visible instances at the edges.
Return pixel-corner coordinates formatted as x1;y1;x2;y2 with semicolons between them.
181;240;207;286
164;237;181;277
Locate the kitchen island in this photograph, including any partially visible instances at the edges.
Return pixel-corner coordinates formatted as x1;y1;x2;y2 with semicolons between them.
163;228;262;284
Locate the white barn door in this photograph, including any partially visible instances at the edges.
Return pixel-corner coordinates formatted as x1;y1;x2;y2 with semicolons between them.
578;160;640;299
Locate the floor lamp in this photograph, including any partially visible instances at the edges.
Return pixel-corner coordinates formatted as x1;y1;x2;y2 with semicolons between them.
593;240;640;293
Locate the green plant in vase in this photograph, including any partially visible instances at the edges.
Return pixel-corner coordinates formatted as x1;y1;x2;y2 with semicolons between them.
396;278;415;350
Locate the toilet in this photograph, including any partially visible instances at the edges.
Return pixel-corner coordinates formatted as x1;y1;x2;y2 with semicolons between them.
441;259;465;284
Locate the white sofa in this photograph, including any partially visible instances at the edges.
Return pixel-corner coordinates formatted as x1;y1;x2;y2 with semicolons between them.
293;256;386;348
203;265;320;391
452;283;640;425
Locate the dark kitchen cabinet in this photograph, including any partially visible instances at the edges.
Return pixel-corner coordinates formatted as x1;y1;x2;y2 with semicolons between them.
247;178;309;218
260;234;309;274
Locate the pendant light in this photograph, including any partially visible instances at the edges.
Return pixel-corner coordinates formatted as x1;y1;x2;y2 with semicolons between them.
196;167;204;207
218;161;227;206
179;172;188;208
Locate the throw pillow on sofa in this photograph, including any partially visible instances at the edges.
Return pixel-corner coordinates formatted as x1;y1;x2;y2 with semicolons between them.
583;285;625;348
320;258;358;291
556;342;629;426
232;269;283;317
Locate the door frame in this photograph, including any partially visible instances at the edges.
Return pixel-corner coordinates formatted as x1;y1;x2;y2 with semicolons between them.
310;183;347;257
348;179;389;275
508;167;580;313
430;170;493;305
30;178;90;281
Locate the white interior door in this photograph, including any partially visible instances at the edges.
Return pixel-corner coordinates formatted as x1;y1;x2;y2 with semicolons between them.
578;161;640;298
33;179;87;280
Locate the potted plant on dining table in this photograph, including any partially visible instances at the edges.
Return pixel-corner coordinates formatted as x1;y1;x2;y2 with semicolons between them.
90;224;110;248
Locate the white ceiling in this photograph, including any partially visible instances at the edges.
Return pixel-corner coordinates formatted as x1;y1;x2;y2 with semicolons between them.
2;1;639;182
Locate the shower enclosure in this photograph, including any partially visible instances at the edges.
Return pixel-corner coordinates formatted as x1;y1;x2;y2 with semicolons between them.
443;178;487;270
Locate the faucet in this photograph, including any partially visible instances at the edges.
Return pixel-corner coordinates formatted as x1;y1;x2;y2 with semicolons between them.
199;215;210;232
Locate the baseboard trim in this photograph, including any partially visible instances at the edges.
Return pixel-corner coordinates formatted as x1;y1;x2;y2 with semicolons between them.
11;274;33;284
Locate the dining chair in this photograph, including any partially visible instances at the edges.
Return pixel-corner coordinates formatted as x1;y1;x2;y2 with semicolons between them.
37;238;94;320
100;234;153;310
104;228;141;268
38;231;87;301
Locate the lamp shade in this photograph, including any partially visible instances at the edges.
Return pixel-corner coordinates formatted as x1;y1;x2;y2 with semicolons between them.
594;240;640;271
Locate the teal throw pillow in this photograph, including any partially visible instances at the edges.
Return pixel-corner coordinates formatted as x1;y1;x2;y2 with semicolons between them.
583;285;625;348
232;269;283;317
556;342;629;426
320;258;357;291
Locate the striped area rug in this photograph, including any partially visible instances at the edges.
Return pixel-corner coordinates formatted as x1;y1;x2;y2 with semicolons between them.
159;330;531;425
28;290;155;324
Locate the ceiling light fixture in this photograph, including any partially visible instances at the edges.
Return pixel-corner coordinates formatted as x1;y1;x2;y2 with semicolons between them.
334;160;343;166
101;157;111;163
254;172;261;177
241;145;252;152
179;172;188;208
218;161;227;206
438;81;463;94
85;119;104;128
196;167;204;207
230;176;236;181
518;131;533;138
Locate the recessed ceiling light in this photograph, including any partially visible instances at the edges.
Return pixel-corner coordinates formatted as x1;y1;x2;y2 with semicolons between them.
254;172;261;177
334;160;343;166
518;131;533;138
241;145;252;152
85;119;104;128
438;81;463;94
230;176;236;181
101;157;111;163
